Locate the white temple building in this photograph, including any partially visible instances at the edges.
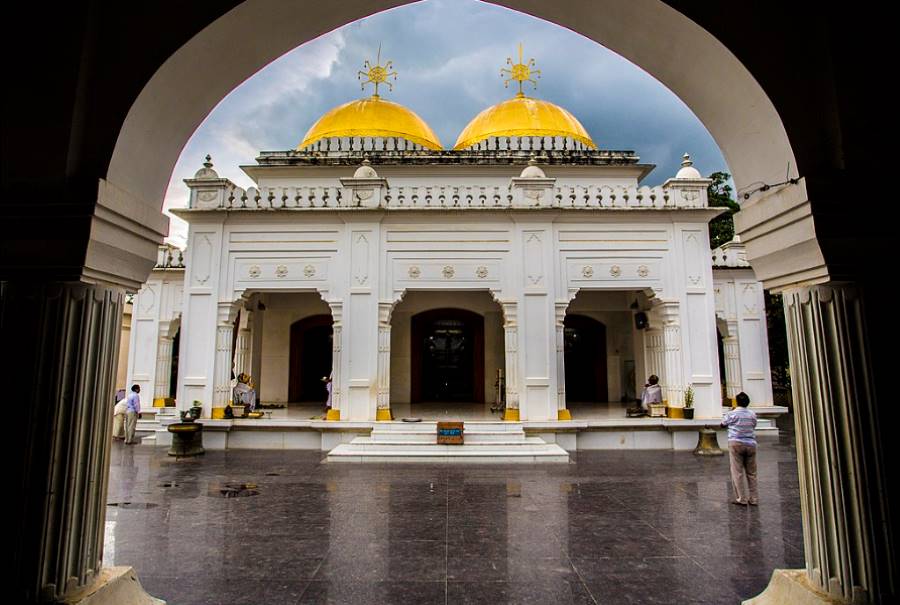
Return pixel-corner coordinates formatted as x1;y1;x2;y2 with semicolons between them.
126;50;781;456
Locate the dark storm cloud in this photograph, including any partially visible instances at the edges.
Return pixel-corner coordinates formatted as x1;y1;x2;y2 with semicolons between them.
163;0;728;245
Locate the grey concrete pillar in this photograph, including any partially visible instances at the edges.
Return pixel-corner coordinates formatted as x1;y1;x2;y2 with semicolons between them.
783;284;895;603
6;282;123;602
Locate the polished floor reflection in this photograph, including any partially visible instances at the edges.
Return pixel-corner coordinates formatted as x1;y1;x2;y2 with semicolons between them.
105;423;803;604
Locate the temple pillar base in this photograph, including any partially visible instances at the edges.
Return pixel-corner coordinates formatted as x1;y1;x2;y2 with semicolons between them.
503;409;520;421
557;409;572;420
375;408;393;421
60;567;164;605
744;570;850;605
325;409;341;421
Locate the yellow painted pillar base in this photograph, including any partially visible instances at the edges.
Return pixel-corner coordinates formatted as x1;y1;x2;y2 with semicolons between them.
153;397;176;407
557;409;572;420
376;408;393;421
731;398;738;409
667;406;684;419
211;407;227;419
325;409;341;421
503;408;520;421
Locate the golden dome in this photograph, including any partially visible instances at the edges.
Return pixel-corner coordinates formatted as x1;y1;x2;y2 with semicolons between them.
297;96;442;151
454;94;596;150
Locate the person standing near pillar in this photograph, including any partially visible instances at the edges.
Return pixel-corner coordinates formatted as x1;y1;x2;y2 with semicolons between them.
720;391;758;505
124;384;142;445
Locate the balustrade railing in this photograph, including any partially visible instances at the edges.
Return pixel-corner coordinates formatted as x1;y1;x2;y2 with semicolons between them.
205;182;705;210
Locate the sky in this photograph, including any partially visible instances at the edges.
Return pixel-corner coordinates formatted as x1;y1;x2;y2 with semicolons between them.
162;0;729;247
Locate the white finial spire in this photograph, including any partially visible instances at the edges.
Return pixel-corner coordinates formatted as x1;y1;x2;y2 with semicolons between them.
193;154;219;179
675;152;701;179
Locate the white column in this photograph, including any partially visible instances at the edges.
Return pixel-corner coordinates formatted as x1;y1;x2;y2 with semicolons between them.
659;301;684;406
7;283;125;601
501;301;519;420
233;309;252;377
722;320;742;404
210;302;236;417
153;334;174;403
327;301;343;420
555;302;570;420
783;284;893;602
376;301;392;420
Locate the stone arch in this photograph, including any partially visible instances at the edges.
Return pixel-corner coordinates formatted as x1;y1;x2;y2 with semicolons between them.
107;0;795;221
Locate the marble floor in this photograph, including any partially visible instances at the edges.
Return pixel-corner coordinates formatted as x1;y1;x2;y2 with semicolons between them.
105;419;803;604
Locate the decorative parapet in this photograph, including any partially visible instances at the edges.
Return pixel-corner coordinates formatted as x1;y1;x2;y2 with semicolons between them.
711;236;751;268
179;181;710;211
155;244;185;269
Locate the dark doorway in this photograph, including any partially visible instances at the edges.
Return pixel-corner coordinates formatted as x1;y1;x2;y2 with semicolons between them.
289;315;333;403
564;315;608;402
411;308;484;403
168;328;180;399
717;328;727;404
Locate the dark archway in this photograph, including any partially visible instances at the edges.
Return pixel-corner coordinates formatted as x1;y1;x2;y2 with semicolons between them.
168;328;180;399
288;315;333;403
564;314;608;403
716;327;727;404
411;308;484;403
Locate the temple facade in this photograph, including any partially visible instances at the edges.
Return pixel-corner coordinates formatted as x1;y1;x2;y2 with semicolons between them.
127;50;776;450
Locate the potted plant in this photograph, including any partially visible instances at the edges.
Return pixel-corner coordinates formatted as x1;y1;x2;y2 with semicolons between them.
683;386;695;419
190;400;203;420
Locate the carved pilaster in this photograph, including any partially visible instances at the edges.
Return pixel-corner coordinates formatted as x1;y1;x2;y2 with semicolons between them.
211;302;237;413
233;309;252;378
376;301;393;419
501;301;519;411
659;301;683;405
722;320;742;403
554;301;569;417
783;284;894;603
6;282;124;601
154;336;174;401
327;301;343;418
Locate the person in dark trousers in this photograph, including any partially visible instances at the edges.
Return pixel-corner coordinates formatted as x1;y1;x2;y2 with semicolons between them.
720;391;758;505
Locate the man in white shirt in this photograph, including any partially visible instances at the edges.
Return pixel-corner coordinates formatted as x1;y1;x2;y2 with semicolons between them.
124;384;141;445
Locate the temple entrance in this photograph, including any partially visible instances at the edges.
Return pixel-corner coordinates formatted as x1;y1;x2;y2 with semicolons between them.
411;308;484;403
168;328;180;399
288;315;333;403
564;314;608;403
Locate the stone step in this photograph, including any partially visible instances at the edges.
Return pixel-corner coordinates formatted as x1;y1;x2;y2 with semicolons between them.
364;437;539;447
370;429;526;443
374;420;523;432
326;434;569;463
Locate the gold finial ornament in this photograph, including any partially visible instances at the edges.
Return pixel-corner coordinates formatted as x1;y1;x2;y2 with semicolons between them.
358;44;398;98
501;43;541;97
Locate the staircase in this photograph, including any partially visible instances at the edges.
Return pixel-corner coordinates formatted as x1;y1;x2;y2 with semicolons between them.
326;421;570;463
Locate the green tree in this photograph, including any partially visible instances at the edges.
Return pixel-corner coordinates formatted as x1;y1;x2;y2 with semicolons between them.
707;171;741;249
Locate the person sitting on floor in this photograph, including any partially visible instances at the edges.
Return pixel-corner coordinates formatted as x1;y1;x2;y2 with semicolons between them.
628;374;662;416
232;373;257;412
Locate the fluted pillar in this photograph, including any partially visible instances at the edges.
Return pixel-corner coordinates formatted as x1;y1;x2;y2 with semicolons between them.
211;302;236;417
233;309;252;378
153;335;174;403
722;320;742;405
501;301;519;420
326;301;343;420
555;302;571;420
782;284;894;603
6;282;123;602
659;301;684;406
376;302;392;420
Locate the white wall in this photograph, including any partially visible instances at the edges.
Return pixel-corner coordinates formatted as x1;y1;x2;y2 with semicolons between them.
389;290;504;404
